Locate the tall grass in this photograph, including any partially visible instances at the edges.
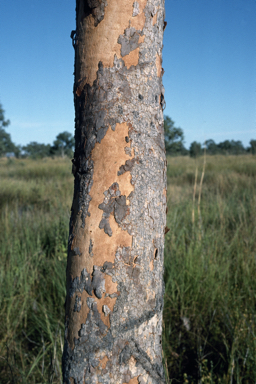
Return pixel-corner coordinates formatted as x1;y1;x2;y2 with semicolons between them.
163;155;256;383
0;158;73;383
0;155;256;383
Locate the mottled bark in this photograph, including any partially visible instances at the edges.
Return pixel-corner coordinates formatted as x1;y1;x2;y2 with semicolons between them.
63;1;167;383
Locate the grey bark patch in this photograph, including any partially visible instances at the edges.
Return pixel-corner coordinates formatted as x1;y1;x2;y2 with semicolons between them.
92;266;106;299
114;196;128;224
99;200;115;214
74;296;82;312
120;247;132;264
133;1;140;17
102;305;111;316
87;297;95;310
124;147;132;157
98;183;129;235
89;239;94;257
117;158;135;176
102;261;114;271
96;125;108;143
73;158;94;228
118;105;123;115
132;266;140;283
86;0;108;27
118;27;141;57
73;246;81;256
105;292;119;298
119;340;165;383
95;110;106;130
99;214;113;237
69;267;92;297
133;110;139;118
119;345;132;364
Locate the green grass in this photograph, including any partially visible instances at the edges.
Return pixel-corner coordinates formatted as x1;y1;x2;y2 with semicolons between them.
0;158;73;384
0;155;256;383
163;155;256;383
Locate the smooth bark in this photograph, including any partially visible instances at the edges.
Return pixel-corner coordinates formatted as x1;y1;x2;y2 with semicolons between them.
63;1;166;383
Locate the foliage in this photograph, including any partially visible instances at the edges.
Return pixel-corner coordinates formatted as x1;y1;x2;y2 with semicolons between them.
0;102;74;159
164;116;187;155
0;103;10;129
0;103;18;157
22;142;51;159
189;141;202;158
249;139;256;155
50;131;75;158
204;139;218;155
205;139;248;156
22;132;74;159
217;139;246;155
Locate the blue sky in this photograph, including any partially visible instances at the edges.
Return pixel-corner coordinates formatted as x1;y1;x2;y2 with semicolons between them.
0;0;255;149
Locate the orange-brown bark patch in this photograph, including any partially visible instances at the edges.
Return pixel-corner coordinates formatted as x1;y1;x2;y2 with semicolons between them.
78;0;148;85
156;53;162;77
99;355;109;369
88;123;134;267
138;35;145;44
130;0;148;30
97;276;118;326
122;47;140;69
152;13;158;25
69;123;134;283
68;123;135;330
67;290;91;349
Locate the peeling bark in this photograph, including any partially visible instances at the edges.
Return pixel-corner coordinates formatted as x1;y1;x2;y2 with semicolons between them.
63;1;166;383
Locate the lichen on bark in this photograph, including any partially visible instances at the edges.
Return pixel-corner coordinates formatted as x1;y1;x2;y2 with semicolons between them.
63;1;167;383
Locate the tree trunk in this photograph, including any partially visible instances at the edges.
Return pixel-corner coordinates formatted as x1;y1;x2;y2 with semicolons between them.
63;1;167;383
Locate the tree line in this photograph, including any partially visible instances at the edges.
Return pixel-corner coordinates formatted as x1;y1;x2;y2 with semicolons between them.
1;103;255;158
0;103;74;158
164;115;256;156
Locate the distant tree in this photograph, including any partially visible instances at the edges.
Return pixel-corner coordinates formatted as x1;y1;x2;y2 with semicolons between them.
249;139;256;155
231;140;245;155
0;103;18;157
217;140;231;155
205;139;218;155
164;116;187;155
22;142;51;159
50;131;74;158
217;140;245;155
189;141;202;158
0;103;10;129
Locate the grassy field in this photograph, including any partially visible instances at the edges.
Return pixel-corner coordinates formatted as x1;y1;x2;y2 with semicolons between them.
0;155;256;383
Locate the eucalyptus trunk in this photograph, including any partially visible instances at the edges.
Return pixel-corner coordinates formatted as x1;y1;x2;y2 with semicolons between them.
63;1;167;383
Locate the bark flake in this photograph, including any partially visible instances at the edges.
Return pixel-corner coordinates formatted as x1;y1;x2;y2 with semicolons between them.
118;27;142;57
98;183;129;236
84;0;108;27
117;158;135;176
